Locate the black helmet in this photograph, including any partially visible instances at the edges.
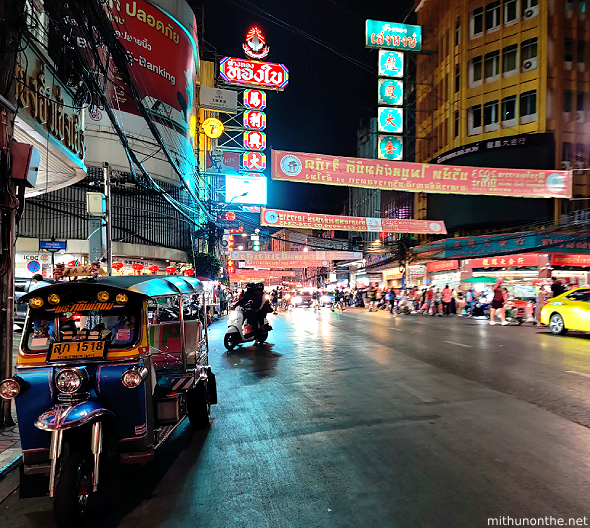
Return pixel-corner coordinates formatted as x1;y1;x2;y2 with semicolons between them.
255;282;264;290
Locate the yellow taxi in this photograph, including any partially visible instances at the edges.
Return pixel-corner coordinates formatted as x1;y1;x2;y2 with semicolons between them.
540;287;590;335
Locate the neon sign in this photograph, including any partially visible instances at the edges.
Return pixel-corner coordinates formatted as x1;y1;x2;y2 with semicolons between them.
243;27;270;60
244;110;266;130
243;131;267;150
243;151;266;171
244;89;267;109
220;57;289;91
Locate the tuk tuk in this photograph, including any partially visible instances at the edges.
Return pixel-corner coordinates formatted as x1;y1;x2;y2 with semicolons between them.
0;274;217;527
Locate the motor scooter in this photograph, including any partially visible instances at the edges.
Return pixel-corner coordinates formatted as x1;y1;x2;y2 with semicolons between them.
224;305;272;350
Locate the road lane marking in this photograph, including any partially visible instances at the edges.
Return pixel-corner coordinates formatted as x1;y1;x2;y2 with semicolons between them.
389;327;403;331
444;340;473;348
395;381;434;403
566;370;590;379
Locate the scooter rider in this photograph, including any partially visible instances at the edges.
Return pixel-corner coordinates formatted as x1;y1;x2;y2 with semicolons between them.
234;283;271;335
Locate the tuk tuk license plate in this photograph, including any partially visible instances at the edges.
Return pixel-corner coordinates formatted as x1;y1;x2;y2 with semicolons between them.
48;341;106;362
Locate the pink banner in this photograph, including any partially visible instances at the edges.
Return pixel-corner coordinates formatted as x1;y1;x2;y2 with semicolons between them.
230;251;361;262
230;270;295;279
272;150;572;199
260;208;446;234
239;260;329;268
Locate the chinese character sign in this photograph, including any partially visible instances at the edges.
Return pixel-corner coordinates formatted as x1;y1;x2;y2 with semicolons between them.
366;20;422;51
243;89;267;109
378;50;403;77
271;150;573;199
378;107;403;133
243;151;266;171
378;135;403;160
244;110;266;130
244;131;266;150
378;79;403;106
220;57;289;90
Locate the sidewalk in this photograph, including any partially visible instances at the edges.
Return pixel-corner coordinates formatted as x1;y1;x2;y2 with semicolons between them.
0;403;22;479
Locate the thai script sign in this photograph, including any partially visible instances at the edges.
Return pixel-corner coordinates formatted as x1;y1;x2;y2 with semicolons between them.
470;254;539;268
239;260;329;268
551;254;590;267
230;270;295;279
15;45;85;164
220;57;289;90
366;20;422;52
378;50;403;77
272;150;573;199
230;251;362;262
426;260;460;273
260;208;446;234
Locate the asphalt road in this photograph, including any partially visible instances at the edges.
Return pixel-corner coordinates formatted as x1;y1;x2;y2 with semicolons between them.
1;308;590;527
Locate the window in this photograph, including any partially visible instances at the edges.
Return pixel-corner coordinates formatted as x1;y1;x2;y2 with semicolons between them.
484;50;500;80
576;143;585;163
522;0;538;18
470;56;483;85
455;17;461;46
564;90;573;113
468;105;482;135
471;7;484;37
485;1;501;31
577;92;585;112
566;289;590;302
454;110;459;138
502;95;517;126
455;64;460;92
502;45;518;75
578;40;586;64
520;90;537;123
521;38;537;71
566;0;574;13
580;1;587;14
565;39;574;62
504;0;519;24
484;100;499;131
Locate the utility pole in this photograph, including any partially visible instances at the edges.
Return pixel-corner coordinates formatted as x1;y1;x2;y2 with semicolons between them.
0;0;26;428
103;162;112;275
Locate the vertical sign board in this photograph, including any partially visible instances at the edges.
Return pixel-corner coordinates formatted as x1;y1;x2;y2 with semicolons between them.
378;107;403;133
378;50;404;78
378;79;403;106
378;135;403;160
88;218;104;263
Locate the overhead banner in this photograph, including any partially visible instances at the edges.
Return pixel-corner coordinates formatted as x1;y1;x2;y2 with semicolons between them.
260;208;446;234
471;253;539;268
240;260;330;268
272;150;572;199
229;270;295;278
230;251;361;262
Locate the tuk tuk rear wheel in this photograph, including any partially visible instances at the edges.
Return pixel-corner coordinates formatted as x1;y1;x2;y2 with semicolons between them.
53;452;92;528
187;383;210;430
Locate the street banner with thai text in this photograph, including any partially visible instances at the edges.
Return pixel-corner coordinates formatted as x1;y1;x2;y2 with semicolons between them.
230;251;361;262
229;270;295;278
426;260;460;273
551;254;590;267
272;150;572;199
239;260;330;268
260;207;446;234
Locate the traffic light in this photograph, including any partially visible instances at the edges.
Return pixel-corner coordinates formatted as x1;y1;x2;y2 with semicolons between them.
253;240;260;251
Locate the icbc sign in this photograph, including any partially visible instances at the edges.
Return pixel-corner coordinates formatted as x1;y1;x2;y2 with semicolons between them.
219;57;289;90
243;151;266;171
243;131;266;151
244;89;267;109
244;110;266;130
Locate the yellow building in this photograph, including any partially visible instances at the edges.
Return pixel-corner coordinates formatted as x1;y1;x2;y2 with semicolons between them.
414;0;588;231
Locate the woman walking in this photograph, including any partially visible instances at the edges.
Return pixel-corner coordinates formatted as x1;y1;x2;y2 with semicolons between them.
489;278;508;325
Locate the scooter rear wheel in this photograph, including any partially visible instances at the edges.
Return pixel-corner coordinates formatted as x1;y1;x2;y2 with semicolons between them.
224;333;240;350
257;331;268;344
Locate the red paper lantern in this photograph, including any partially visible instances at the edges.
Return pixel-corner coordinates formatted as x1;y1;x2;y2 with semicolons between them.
132;263;144;271
184;269;195;276
166;266;176;274
112;262;124;270
149;265;159;274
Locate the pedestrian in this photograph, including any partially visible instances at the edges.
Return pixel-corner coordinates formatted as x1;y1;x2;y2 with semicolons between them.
442;284;452;315
456;291;466;316
432;288;442;316
489;277;508;325
465;288;475;317
550;277;565;298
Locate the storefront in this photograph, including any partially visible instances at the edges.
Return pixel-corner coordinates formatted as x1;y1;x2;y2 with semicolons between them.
550;254;590;287
382;269;403;288
426;260;461;290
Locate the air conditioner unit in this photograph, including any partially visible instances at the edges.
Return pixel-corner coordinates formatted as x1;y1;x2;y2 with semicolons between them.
577;111;585;123
575;161;585;175
561;161;572;171
523;6;539;19
521;57;537;72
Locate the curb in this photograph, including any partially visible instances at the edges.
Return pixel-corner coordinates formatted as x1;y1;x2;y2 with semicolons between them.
0;449;22;480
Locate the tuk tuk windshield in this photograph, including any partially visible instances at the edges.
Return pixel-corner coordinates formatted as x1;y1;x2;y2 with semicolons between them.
24;305;141;353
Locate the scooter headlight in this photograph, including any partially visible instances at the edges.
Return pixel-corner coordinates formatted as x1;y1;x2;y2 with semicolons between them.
56;368;83;394
0;377;26;399
294;296;302;304
121;367;148;388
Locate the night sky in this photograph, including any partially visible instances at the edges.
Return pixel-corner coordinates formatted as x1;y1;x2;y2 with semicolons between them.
196;0;413;214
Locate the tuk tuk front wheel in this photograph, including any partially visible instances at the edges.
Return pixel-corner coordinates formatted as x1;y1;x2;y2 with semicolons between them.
187;383;210;430
53;452;92;528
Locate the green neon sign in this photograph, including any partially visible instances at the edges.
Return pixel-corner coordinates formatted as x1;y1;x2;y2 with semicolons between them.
366;20;422;52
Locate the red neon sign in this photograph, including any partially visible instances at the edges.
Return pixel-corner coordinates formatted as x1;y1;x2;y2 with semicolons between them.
243;27;270;60
225;211;237;221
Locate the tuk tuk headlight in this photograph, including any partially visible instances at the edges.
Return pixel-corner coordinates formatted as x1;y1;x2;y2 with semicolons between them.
0;377;26;399
97;291;110;302
56;369;83;394
121;367;148;389
29;297;44;308
47;293;60;305
116;293;128;304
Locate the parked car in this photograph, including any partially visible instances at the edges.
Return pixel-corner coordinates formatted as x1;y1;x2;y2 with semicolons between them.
540;287;590;335
14;277;53;328
292;290;313;307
